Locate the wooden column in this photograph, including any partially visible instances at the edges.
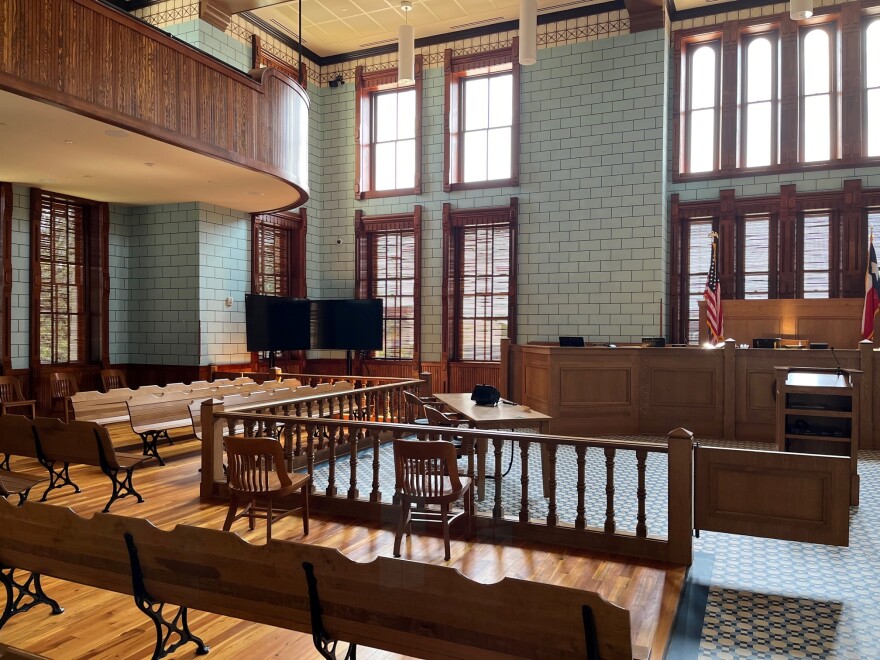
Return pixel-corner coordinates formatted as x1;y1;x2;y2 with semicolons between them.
720;22;739;174
779;15;799;167
200;399;227;499
840;2;862;161
841;179;864;297
719;189;737;298
723;338;736;441
670;194;683;343
667;427;694;566
860;340;874;449
778;184;798;297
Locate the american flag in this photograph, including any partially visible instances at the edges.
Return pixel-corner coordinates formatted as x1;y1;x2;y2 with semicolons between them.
862;232;879;340
704;233;723;344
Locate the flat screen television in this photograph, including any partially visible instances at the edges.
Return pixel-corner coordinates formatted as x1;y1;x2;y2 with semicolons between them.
311;299;383;351
245;294;311;352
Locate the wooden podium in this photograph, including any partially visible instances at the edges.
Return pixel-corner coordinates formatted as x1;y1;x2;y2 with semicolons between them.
775;367;861;505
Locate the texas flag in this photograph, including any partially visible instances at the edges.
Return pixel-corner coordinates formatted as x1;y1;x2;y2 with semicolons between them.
863;237;880;340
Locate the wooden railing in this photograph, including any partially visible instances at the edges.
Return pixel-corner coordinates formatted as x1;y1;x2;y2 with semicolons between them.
201;404;694;565
0;0;308;201
200;378;424;491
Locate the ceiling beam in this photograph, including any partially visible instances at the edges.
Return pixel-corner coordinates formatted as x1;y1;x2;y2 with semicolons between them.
623;0;665;32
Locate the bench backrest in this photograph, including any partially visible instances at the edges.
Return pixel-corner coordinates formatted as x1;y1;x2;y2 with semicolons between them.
31;417;115;469
0;500;634;659
0;414;40;459
127;394;195;431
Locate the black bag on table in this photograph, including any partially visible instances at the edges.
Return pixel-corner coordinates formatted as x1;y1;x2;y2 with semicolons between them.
470;384;500;406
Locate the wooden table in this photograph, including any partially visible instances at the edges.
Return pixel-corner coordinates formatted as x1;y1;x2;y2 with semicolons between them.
433;393;552;500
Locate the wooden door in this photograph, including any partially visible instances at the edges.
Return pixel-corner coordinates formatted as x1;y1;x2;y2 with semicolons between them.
694;446;850;546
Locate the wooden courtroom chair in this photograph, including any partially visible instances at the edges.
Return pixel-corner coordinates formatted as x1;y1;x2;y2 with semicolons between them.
48;372;78;423
222;435;310;541
403;390;432;425
393;438;474;561
0;376;35;419
100;369;127;392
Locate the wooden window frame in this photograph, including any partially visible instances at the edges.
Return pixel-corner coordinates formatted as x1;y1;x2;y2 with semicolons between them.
29;188;109;369
354;206;421;365
740;30;779;169
251;209;307;299
669;181;877;343
441;199;517;364
354;56;423;200
865;15;880;157
673;6;880;182
443;40;520;193
798;22;839;163
682;36;722;174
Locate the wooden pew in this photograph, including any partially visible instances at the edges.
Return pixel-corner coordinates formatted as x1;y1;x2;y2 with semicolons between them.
0;500;634;659
126;392;204;465
0;416;151;512
70;389;132;427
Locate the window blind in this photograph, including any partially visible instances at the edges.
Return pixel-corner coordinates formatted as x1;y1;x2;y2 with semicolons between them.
254;222;290;297
373;230;416;360
38;194;86;364
743;216;770;298
460;224;510;361
802;213;830;298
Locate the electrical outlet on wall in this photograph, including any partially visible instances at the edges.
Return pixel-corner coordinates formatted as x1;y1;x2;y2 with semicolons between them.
225;296;233;308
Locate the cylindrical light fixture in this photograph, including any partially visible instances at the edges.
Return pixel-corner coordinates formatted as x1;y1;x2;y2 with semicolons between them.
398;1;415;85
519;0;537;65
789;0;813;20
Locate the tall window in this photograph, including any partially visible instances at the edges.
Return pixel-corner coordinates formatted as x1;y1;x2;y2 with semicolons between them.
868;210;880;245
442;200;517;362
867;20;880;157
800;213;831;298
687;220;714;343
30;190;108;367
800;26;835;163
354;58;422;199
684;41;720;173
444;41;520;192
355;208;421;362
252;210;306;298
743;216;771;298
742;34;778;168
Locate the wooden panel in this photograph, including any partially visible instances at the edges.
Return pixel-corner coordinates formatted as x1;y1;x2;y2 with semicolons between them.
448;362;500;393
701;299;866;349
734;348;861;442
521;362;549;410
639;350;723;436
0;0;308;202
695;446;850;546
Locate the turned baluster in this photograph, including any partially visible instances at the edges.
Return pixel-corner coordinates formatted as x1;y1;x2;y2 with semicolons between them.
226;418;235;436
604;447;616;534
465;436;476;518
283;421;294;470
575;445;587;530
294;403;304;457
493;437;504;520
636;448;648;538
348;428;359;499
370;431;382;502
306;427;316;493
546;443;558;526
519;439;530;523
326;425;337;496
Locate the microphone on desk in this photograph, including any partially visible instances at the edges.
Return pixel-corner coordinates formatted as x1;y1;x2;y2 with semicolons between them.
830;346;844;376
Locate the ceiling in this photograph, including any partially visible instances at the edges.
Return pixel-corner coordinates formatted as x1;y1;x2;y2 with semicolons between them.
0;90;303;213
251;0;613;58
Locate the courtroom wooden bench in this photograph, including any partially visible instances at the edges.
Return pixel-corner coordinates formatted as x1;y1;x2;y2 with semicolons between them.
0;416;152;512
0;469;45;506
0;500;634;659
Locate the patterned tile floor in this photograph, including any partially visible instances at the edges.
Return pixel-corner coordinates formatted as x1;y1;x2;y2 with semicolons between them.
311;437;880;659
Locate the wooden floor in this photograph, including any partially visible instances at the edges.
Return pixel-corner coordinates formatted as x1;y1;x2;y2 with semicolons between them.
0;426;686;659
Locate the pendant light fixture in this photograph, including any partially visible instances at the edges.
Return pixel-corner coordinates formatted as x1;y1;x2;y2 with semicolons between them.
789;0;813;20
398;1;415;85
519;0;537;65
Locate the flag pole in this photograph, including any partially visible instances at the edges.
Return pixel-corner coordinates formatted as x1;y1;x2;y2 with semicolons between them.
707;231;720;344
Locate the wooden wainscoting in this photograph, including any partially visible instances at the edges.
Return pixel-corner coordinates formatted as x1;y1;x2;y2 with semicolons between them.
734;348;861;442
447;362;500;393
698;299;870;349
639;348;725;437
